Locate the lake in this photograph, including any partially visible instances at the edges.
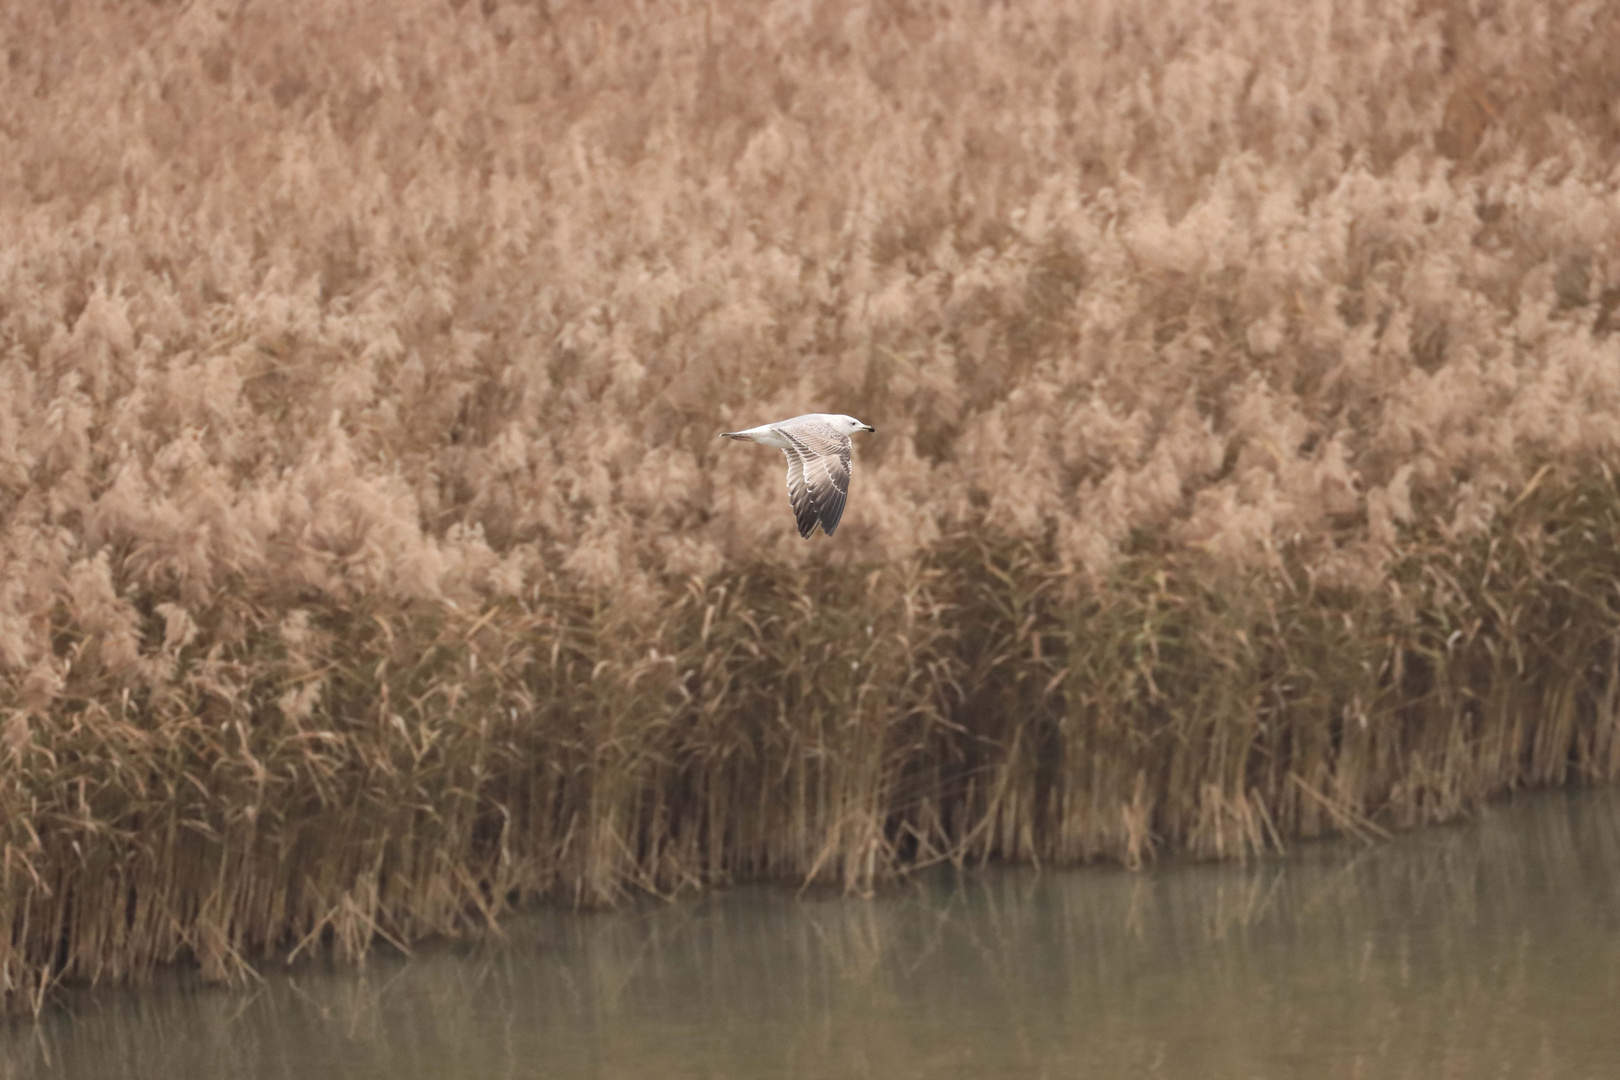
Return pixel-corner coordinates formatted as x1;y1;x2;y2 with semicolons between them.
6;787;1619;1079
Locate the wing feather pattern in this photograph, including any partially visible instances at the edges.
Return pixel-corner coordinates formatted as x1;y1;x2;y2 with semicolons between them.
776;419;854;538
782;445;820;538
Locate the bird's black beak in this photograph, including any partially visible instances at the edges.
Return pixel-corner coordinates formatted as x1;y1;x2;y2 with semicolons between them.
865;424;877;433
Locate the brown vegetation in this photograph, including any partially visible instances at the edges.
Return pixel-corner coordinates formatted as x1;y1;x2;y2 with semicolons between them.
4;0;1620;1010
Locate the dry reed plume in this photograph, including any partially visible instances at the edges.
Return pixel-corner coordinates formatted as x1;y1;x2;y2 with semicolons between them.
5;0;1620;1010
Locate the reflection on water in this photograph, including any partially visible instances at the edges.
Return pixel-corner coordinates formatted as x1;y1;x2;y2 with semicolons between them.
6;788;1620;1080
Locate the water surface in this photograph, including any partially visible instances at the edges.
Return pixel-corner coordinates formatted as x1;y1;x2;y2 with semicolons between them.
6;788;1620;1079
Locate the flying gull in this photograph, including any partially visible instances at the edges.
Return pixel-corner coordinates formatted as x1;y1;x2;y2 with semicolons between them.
719;413;876;537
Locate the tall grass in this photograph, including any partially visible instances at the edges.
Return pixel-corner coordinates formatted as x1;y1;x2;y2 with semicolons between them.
4;0;1620;1009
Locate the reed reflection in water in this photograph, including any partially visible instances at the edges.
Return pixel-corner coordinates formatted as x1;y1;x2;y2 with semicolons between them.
7;788;1619;1080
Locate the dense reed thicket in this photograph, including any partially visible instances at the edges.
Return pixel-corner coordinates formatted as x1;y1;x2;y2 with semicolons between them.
5;0;1620;1009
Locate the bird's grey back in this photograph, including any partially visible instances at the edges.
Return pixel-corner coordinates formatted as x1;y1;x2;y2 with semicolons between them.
773;415;852;453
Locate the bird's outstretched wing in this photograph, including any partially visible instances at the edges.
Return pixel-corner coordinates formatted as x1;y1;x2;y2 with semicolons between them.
776;419;853;538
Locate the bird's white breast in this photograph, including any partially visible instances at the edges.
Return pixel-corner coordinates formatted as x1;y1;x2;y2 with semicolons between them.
738;424;795;449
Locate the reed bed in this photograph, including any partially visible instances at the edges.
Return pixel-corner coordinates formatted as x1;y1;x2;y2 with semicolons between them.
5;0;1620;1010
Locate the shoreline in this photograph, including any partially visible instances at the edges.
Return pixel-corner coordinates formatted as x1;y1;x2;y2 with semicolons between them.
8;473;1620;1012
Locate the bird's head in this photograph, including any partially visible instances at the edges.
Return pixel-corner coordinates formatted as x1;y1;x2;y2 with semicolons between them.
834;415;877;435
